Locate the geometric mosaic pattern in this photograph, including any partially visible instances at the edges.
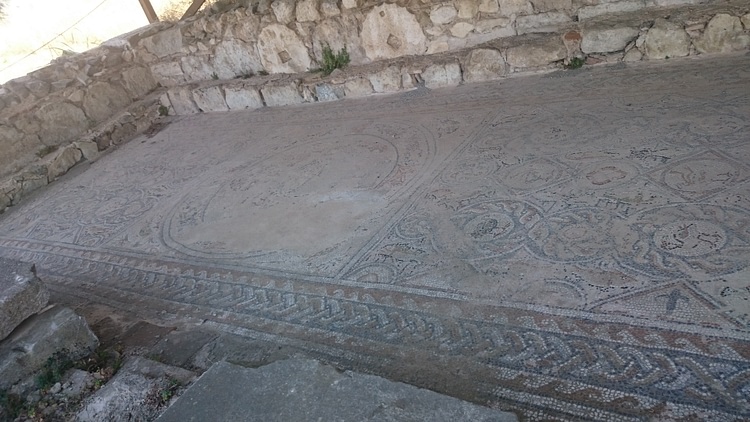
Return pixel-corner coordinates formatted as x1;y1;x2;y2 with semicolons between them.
1;54;748;420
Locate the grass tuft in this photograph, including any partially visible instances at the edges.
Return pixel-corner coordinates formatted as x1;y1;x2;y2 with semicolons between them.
565;57;585;70
319;44;350;76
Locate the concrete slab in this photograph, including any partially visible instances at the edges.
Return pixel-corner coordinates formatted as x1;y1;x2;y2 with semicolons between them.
0;54;749;420
156;359;517;422
0;257;48;341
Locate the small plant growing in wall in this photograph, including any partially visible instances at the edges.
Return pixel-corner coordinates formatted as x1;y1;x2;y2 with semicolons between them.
319;43;350;76
565;57;585;70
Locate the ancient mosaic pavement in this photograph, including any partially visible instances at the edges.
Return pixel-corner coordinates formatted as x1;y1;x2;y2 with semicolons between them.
1;55;749;421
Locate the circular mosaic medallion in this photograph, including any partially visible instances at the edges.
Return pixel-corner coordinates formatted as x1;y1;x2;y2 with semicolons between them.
653;221;727;257
578;160;639;189
440;159;497;184
688;113;747;137
619;204;750;278
496;159;570;191
528;208;614;262
164;132;429;260
662;157;741;199
464;212;515;242
449;200;541;258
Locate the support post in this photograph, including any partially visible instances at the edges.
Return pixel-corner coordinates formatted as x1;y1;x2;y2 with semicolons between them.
181;0;207;20
138;0;160;23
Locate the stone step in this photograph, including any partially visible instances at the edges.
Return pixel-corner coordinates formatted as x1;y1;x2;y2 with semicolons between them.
156;359;518;422
162;0;750;115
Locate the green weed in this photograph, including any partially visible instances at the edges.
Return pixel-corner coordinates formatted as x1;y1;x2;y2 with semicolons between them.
35;352;74;390
319;44;350;76
565;57;585;70
0;390;26;420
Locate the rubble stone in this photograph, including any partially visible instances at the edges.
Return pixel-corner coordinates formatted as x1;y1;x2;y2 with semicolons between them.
212;39;263;79
694;14;750;53
258;24;312;73
82;82;131;123
0;258;49;341
479;0;500;13
139;27;183;58
296;0;321;23
456;0;479;19
422;62;462;88
578;0;644;21
368;66;402;93
315;83;345;101
344;78;373;97
499;0;533;17
320;0;340;17
193;86;229;112
73;140;100;161
517;12;571;34
430;5;458;25
463;48;507;82
361;4;427;61
224;85;265;110
530;0;572;13
180;56;215;82
47;144;83;181
0;307;98;391
450;23;475;38
121;66;158;99
642;18;690;59
35;102;89;146
507;37;566;68
582;26;640;53
261;83;304;107
271;0;295;24
168;88;201;115
77;357;195;422
149;61;186;87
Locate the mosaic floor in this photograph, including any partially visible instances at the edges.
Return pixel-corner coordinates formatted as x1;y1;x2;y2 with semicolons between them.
1;54;749;420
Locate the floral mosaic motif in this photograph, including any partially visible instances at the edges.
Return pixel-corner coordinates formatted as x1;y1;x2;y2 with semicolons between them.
451;201;541;257
618;204;750;279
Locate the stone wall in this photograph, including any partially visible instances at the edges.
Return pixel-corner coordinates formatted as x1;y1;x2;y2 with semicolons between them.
1;0;749;213
159;2;750;115
0;26;167;211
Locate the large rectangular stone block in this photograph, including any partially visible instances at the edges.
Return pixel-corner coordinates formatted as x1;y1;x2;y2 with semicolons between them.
0;258;49;341
0;306;98;391
157;360;519;421
261;83;304;107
